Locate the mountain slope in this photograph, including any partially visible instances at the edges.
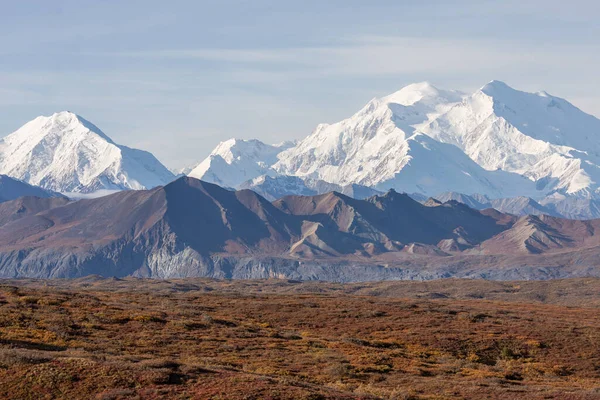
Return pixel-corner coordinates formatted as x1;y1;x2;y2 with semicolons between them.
0;175;65;203
433;192;559;217
272;83;537;197
421;81;600;198
188;139;293;189
479;215;600;255
370;133;537;197
0;112;175;193
0;196;70;227
3;177;600;280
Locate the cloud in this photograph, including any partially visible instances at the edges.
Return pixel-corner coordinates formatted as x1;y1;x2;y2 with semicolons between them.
94;35;598;80
1;29;599;169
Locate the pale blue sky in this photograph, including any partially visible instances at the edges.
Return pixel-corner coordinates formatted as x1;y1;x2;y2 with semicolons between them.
1;0;599;169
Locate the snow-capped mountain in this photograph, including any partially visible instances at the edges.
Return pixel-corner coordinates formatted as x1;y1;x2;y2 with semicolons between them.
238;175;316;200
421;80;600;197
189;80;600;202
239;174;382;201
431;191;559;217
273;82;466;188
188;139;293;189
0;112;175;193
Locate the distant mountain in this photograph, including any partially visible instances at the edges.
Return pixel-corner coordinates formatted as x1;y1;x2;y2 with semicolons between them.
421;80;600;198
432;192;559;217
432;192;490;210
187;139;293;189
238;175;316;200
3;177;600;280
0;175;65;203
0;111;175;193
239;174;382;201
272;83;537;198
540;194;600;220
188;80;600;203
489;197;559;217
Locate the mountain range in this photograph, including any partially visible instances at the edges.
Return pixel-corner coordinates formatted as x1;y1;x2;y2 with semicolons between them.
2;176;600;280
188;81;600;214
2;81;599;211
1;80;600;280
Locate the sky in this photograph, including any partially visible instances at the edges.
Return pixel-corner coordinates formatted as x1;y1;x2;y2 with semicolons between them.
1;0;599;170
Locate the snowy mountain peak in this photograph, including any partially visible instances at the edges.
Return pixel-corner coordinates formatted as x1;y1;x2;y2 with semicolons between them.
383;81;440;106
188;139;293;189
271;82;476;193
383;81;464;107
479;81;568;108
27;111;116;145
49;110;80;122
210;138;282;163
423;81;600;198
480;79;513;94
0;112;174;193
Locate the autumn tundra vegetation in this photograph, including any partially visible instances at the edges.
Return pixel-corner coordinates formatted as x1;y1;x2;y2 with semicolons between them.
0;277;599;399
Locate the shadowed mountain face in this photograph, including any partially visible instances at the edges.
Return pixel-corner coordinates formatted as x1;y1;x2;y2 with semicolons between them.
274;190;511;252
0;196;71;227
2;177;600;280
161;178;298;253
0;175;65;203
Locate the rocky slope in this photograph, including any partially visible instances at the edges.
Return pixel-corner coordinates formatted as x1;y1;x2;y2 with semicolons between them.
2;177;600;281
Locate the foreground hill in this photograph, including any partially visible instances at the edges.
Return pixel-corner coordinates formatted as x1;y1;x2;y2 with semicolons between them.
3;177;600;279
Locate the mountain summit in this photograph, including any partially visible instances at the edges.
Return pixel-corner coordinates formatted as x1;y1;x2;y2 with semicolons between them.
188;138;293;189
422;80;600;197
0;111;175;193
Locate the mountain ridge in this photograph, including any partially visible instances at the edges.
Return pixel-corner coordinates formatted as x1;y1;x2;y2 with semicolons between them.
186;80;600;204
2;177;600;280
